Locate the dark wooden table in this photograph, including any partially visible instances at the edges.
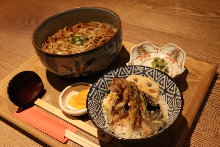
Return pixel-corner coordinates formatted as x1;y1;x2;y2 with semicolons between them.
0;0;219;146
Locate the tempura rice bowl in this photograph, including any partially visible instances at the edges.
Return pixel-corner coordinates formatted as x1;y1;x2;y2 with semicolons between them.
87;65;183;142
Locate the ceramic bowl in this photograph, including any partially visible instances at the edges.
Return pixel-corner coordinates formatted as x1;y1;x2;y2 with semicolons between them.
87;65;183;142
59;82;91;116
33;7;122;77
126;42;186;78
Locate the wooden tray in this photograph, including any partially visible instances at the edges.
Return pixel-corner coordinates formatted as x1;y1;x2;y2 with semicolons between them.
0;41;217;147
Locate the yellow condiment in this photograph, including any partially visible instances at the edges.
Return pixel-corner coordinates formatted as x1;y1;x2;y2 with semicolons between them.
68;89;89;110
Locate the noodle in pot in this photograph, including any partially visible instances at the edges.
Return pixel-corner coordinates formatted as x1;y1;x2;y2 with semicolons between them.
41;22;116;55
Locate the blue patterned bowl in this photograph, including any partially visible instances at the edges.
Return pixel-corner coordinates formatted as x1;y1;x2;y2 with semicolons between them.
87;65;183;142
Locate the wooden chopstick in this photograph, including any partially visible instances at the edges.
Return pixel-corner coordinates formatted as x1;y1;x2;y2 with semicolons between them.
65;129;100;147
34;99;111;143
35;99;98;136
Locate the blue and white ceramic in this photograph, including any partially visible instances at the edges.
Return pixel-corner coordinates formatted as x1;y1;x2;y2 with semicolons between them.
87;65;183;142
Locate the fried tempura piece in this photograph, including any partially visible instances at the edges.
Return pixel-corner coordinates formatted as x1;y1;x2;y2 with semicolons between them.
105;78;148;137
126;75;160;106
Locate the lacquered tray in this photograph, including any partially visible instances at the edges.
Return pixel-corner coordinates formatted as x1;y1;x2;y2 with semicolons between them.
0;41;217;147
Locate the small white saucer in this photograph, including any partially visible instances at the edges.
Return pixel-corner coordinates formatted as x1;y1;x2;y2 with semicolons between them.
59;82;91;116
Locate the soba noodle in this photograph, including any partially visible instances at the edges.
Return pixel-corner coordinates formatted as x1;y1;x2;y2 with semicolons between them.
41;21;116;54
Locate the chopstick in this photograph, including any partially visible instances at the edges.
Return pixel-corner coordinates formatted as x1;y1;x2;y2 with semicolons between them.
65;129;100;147
34;99;111;142
35;99;98;136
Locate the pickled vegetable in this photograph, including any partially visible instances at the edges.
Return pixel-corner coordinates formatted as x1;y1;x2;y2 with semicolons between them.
151;57;169;74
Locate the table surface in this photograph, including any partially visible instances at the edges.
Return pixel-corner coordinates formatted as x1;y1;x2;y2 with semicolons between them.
0;0;219;146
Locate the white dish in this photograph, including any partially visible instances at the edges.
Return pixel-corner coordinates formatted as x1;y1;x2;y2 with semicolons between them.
126;42;186;78
59;82;91;116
